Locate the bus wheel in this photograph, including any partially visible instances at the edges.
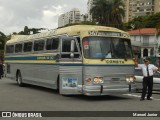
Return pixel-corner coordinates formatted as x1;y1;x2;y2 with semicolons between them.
17;71;24;87
56;76;60;93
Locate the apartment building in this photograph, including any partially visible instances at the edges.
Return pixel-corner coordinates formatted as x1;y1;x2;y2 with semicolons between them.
124;0;160;22
87;0;160;23
58;8;81;27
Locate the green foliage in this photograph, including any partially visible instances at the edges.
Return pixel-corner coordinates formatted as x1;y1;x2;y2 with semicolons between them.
30;28;45;34
124;12;160;30
24;26;30;35
90;0;125;29
145;12;160;28
0;31;7;50
14;26;46;35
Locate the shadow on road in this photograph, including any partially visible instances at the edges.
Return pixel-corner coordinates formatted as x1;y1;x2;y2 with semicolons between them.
6;82;134;101
7;82;59;94
70;95;131;101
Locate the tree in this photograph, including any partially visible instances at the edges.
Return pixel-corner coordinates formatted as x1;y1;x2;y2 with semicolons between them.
124;12;160;30
156;22;160;54
30;28;45;34
90;0;111;26
124;16;148;30
0;31;7;60
90;0;125;28
0;32;7;50
145;12;160;28
15;26;46;35
24;26;30;35
110;0;125;28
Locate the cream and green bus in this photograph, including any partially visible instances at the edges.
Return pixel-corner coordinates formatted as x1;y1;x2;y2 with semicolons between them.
5;25;136;96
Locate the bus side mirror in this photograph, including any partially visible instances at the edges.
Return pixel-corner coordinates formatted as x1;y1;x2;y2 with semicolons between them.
70;40;75;58
71;40;75;52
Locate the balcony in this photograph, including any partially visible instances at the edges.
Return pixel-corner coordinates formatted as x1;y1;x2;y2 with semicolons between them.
131;41;156;47
142;42;156;47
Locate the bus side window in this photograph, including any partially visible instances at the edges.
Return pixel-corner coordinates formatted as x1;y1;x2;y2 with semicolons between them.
6;45;14;53
61;40;71;58
15;44;22;53
61;39;80;58
76;37;82;54
24;42;33;52
34;40;45;51
46;38;59;50
74;42;80;58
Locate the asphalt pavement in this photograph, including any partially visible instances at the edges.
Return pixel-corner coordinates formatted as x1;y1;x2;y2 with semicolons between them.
0;78;160;120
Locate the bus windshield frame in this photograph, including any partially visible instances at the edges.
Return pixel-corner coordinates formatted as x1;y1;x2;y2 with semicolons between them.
83;36;133;59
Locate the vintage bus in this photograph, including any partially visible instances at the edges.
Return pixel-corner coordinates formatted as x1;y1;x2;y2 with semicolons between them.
4;25;136;96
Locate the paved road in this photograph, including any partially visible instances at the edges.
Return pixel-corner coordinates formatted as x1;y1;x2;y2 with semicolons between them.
0;78;160;120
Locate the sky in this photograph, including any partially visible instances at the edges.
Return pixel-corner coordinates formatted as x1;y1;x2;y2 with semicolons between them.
0;0;88;35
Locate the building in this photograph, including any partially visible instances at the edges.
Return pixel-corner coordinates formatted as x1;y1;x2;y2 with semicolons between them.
58;8;81;27
58;13;70;28
87;0;160;23
128;28;160;58
124;0;160;22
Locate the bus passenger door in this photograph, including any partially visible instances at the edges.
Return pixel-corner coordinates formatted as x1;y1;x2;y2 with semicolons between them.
59;37;82;95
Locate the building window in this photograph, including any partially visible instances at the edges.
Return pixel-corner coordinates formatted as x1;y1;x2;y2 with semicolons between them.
143;36;149;46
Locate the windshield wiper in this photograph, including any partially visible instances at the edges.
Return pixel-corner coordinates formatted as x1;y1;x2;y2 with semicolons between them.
101;50;111;61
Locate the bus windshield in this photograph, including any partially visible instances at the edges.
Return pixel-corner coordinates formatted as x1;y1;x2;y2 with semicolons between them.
83;36;133;59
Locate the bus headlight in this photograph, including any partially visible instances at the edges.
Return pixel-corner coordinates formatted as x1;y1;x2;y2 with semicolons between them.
94;77;104;84
85;77;92;84
126;76;135;83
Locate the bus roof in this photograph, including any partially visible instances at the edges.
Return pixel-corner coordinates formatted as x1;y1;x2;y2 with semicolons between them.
6;25;128;44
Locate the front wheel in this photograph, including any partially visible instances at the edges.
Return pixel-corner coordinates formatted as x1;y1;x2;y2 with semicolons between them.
17;71;24;87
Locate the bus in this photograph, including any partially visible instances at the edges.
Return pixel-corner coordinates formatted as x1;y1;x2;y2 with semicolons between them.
4;25;136;96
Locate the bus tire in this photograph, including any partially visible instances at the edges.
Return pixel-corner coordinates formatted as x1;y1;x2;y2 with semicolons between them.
56;75;60;93
16;71;24;87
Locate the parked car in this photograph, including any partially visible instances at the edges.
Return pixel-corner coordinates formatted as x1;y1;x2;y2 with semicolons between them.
134;67;160;91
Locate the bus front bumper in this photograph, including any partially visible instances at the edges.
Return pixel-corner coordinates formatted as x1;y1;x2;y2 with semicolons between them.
78;84;136;96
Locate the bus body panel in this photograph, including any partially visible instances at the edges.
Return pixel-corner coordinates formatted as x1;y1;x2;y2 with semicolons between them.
82;65;136;96
5;53;60;89
4;25;136;96
59;65;82;95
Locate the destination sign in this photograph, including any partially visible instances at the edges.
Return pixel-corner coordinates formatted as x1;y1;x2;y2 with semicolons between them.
88;31;121;37
106;60;125;64
88;31;130;38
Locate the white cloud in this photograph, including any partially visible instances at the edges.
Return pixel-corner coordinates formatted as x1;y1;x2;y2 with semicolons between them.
0;0;88;35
